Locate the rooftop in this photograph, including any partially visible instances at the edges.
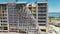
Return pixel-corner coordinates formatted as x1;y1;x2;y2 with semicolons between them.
0;2;47;4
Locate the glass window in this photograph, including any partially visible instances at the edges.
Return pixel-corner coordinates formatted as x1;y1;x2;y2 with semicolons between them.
3;14;7;16
1;24;7;27
38;14;46;16
29;7;32;9
1;21;2;22
2;11;7;13
38;21;46;22
1;24;7;26
3;17;7;19
2;11;4;13
2;5;6;10
4;27;8;30
41;29;46;32
38;17;46;19
2;7;6;10
2;21;7;22
38;10;46;12
38;7;46;11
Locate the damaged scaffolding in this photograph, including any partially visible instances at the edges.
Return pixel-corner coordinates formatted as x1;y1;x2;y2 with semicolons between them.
0;0;48;34
7;2;41;34
6;0;48;34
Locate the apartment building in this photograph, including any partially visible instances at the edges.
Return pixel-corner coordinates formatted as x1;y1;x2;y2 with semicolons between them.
38;2;48;32
0;0;48;33
0;4;8;32
27;2;48;32
0;2;37;34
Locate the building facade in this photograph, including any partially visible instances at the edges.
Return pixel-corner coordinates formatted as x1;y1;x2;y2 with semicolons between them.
0;2;37;34
0;0;48;33
27;2;48;32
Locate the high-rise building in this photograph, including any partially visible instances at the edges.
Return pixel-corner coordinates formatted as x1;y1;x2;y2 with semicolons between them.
27;1;48;33
38;2;48;32
0;0;48;33
0;2;37;34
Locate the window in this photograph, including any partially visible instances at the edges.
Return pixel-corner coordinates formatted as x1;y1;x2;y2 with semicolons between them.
4;21;7;22
38;17;46;19
4;27;8;30
1;24;7;26
1;21;2;22
41;29;46;32
28;7;32;9
2;6;6;10
3;17;7;19
3;14;7;16
38;11;46;12
1;21;7;22
2;11;4;13
2;11;7;13
38;14;46;16
38;21;46;22
2;4;6;10
38;3;47;6
29;4;32;6
38;7;46;11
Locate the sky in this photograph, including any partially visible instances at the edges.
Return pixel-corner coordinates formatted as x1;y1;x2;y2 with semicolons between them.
0;0;60;12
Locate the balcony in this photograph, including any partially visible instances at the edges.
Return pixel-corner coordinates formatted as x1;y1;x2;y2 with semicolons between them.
38;19;46;21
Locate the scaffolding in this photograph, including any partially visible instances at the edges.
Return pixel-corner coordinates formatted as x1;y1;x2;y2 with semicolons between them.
1;0;48;34
7;2;41;34
7;1;48;34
